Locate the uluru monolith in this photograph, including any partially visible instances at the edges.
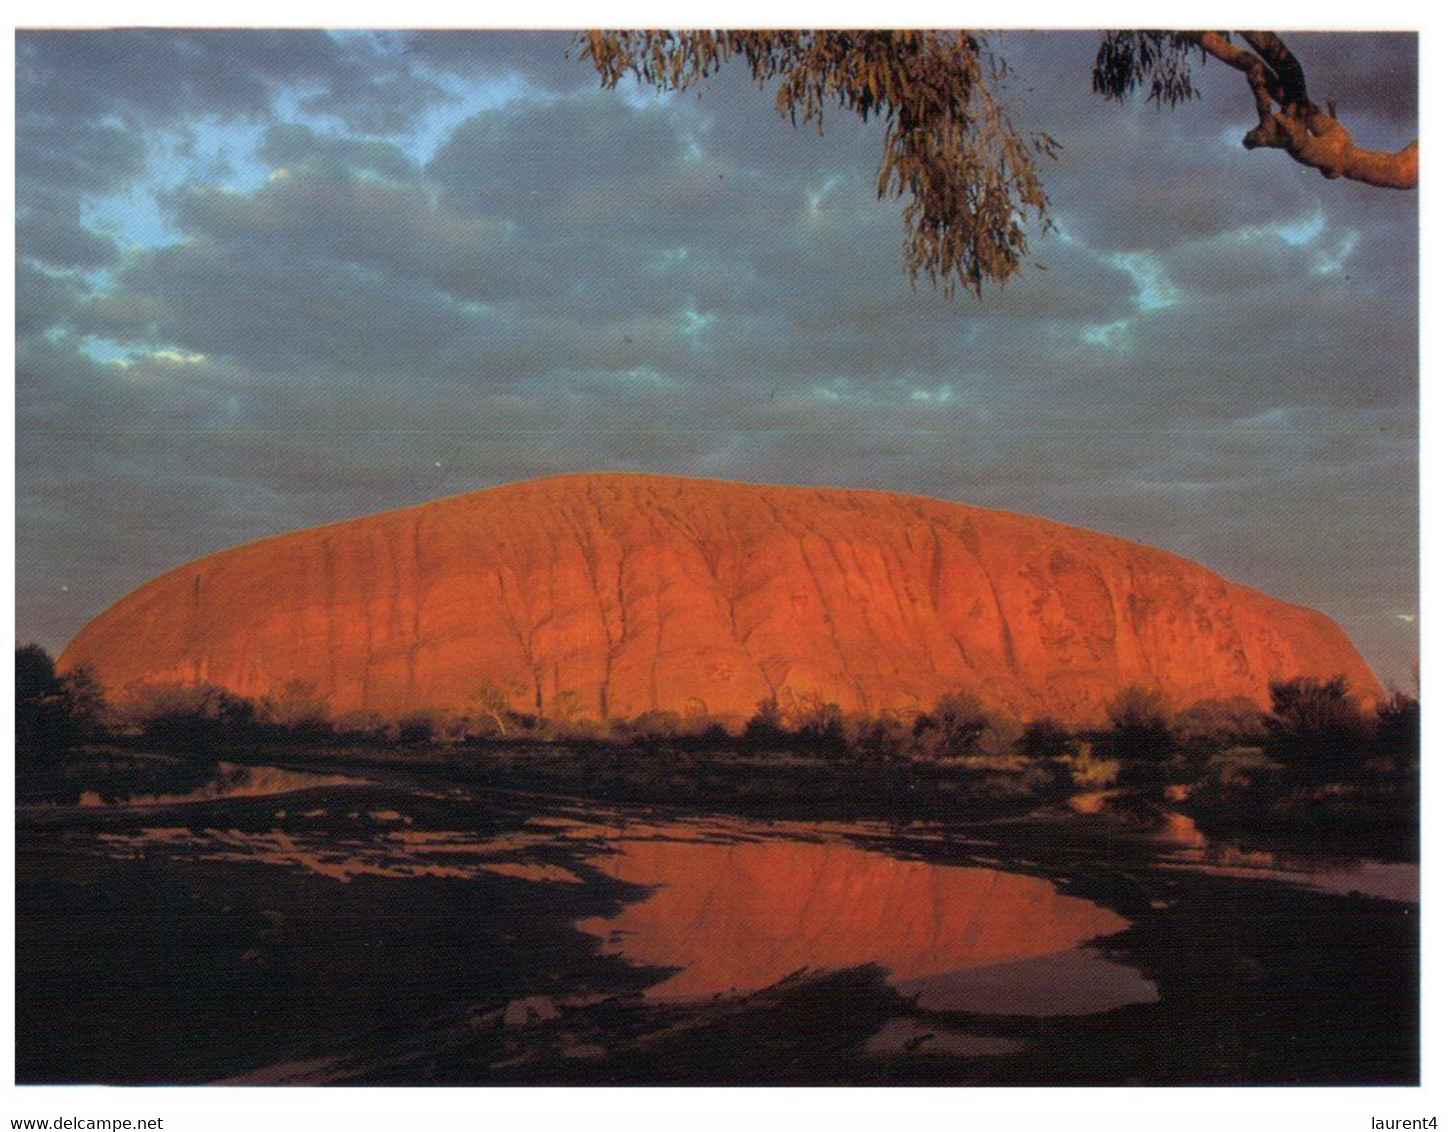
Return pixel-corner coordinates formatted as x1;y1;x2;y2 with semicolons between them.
59;473;1380;724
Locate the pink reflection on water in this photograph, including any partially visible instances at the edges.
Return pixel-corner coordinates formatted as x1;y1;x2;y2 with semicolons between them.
578;837;1133;999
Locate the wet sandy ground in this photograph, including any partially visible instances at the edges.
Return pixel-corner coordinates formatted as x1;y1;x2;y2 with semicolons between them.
16;752;1419;1084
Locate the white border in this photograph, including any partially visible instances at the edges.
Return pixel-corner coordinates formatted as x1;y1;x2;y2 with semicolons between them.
5;4;1439;1129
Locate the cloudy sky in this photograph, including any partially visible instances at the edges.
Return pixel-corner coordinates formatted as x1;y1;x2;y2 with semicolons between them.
14;29;1418;690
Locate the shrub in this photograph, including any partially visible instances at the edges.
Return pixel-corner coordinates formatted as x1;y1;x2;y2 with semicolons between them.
743;696;789;749
1103;685;1175;768
1019;716;1074;759
1171;696;1267;753
261;678;329;732
1202;745;1281;790
1064;746;1120;791
127;682;260;752
847;714;912;761
473;677;529;736
627;710;687;740
792;698;848;756
1264;675;1371;785
16;644;103;755
974;712;1023;759
1375;692;1419;786
912;692;991;759
395;713;438;745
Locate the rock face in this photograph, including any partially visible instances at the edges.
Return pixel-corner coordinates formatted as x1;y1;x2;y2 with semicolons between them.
59;472;1380;724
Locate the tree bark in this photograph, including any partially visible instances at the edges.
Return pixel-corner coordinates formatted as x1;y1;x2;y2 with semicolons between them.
1191;31;1417;190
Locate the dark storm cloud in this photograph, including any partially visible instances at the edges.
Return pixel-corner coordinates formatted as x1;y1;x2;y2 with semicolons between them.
17;30;339;121
1288;32;1417;132
11;27;555;270
429;91;706;228
13;29;1419;690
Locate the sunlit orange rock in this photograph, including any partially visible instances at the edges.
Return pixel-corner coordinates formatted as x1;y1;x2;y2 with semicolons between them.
59;472;1380;723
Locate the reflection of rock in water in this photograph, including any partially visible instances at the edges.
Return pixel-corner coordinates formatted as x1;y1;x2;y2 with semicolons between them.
578;837;1135;999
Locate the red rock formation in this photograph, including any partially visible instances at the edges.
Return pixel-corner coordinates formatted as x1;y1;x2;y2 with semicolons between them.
59;473;1380;724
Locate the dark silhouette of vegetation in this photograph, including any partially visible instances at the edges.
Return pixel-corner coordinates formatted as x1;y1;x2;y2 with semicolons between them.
16;643;103;765
742;695;791;749
792;697;849;757
1263;675;1372;786
1170;696;1267;756
130;683;261;753
17;643;103;746
911;692;992;759
1018;716;1074;759
15;651;1417;855
1375;691;1420;791
1101;685;1175;778
396;713;438;745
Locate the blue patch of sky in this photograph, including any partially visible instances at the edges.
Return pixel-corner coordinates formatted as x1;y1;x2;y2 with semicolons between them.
1273;206;1327;246
1102;250;1179;311
909;384;955;405
1053;228;1177;348
76;335;135;366
403;71;545;164
312;31;562;164
1314;230;1359;275
68;54;627;277
80;117;273;257
326;29;412;60
680;307;716;336
1081;319;1132;349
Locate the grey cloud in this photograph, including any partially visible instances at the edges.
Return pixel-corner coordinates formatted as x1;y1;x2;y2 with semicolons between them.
17;210;119;270
298;67;455;136
77;240;477;377
1288;32;1417;132
15;29;466;133
17;30;340;123
401;31;585;90
16;115;147;205
428;91;692;211
16;263;89;338
256;124;417;179
163;176;507;292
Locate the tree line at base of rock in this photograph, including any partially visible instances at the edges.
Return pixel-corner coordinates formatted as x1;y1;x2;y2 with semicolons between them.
15;644;1417;799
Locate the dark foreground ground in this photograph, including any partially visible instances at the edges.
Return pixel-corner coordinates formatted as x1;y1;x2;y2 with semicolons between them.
15;745;1418;1085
